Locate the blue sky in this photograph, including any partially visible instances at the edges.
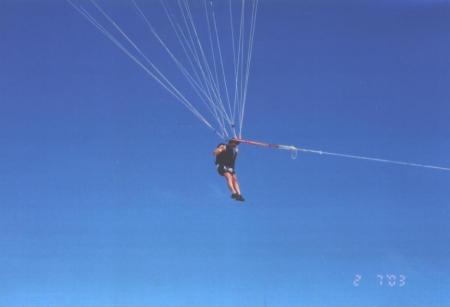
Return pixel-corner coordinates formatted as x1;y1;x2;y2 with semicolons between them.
1;1;450;306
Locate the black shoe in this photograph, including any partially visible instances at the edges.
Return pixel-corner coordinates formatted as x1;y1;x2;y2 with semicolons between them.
231;193;239;199
235;194;245;202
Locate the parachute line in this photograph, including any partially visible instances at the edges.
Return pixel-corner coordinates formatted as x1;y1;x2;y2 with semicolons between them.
68;0;260;139
131;0;230;134
67;0;215;133
239;0;259;138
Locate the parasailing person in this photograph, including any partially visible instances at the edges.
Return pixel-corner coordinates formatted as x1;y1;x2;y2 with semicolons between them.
213;138;245;202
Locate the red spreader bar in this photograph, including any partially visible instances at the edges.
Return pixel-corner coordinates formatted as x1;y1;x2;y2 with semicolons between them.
235;138;299;159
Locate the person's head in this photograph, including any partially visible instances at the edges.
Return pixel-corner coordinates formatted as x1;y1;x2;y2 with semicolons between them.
217;143;226;150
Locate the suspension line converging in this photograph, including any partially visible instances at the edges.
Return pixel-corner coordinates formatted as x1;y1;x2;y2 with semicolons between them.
68;0;260;140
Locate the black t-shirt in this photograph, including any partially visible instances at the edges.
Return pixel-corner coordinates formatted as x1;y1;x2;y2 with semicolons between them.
215;145;238;168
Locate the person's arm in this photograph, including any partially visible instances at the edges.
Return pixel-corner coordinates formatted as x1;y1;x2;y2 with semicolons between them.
213;145;226;156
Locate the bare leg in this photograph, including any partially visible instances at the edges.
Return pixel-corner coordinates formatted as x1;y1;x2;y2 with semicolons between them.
231;174;241;195
224;173;237;194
